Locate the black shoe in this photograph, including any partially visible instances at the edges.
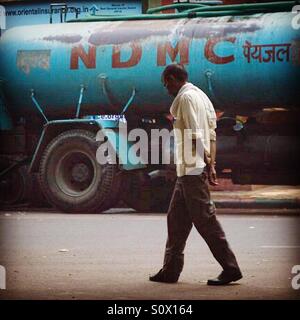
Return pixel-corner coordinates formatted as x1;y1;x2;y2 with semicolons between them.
207;270;243;286
149;269;179;283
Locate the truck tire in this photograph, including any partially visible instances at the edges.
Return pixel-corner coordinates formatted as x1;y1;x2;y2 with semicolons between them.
38;129;120;213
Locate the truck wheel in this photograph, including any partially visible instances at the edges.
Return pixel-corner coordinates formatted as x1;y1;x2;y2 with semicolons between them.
38;129;120;213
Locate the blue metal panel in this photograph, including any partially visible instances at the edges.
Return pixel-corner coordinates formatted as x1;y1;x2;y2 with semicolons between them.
87;116;147;170
29;117;146;172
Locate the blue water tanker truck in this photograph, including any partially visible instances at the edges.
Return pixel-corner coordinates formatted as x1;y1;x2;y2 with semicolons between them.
0;1;299;212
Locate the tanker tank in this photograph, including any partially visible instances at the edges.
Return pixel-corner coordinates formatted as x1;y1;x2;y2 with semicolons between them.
0;10;299;121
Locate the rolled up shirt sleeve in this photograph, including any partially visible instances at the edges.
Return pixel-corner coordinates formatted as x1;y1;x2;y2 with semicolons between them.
209;127;217;142
207;102;217;141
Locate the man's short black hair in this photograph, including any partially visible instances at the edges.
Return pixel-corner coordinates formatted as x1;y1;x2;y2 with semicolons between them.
162;63;188;82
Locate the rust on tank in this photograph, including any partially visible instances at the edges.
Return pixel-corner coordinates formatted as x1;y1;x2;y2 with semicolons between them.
182;22;261;39
88;28;170;46
87;17;262;46
291;39;300;66
17;50;51;74
181;16;262;38
42;34;82;43
88;19;181;46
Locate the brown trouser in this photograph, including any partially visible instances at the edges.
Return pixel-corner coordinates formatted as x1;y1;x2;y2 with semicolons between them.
162;172;240;277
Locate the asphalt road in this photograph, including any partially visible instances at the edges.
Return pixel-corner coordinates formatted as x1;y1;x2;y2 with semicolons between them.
0;209;300;300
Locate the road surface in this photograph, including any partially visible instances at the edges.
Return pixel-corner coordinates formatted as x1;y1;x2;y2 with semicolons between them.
0;209;299;300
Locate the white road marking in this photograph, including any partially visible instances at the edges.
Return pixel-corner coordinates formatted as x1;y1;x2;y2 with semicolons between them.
260;246;300;249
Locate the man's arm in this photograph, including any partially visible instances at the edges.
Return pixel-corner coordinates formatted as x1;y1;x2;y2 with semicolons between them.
206;140;218;186
180;93;218;185
192;138;218;185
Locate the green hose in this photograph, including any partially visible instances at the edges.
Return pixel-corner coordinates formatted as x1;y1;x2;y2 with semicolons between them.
184;1;297;13
67;1;297;23
147;4;207;15
146;2;222;14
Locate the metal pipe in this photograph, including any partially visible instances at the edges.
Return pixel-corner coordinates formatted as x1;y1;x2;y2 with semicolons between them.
121;88;136;115
30;90;49;124
98;73;119;109
76;85;85;118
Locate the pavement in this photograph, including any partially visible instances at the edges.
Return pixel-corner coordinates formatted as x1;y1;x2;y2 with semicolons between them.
0;211;299;300
211;185;300;210
1;185;299;214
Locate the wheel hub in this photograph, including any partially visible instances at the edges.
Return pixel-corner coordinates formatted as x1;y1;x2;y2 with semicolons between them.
56;151;97;196
71;163;90;183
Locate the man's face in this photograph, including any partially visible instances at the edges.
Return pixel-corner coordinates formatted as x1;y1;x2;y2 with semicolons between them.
162;74;181;97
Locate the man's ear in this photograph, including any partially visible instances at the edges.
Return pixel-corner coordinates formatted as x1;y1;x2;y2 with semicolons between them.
168;75;176;82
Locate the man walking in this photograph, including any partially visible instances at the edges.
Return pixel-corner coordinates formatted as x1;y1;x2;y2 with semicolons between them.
149;63;242;285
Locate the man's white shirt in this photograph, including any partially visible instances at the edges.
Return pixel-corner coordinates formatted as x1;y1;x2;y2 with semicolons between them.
170;82;217;177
